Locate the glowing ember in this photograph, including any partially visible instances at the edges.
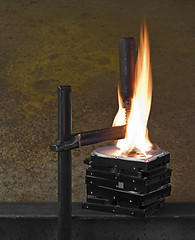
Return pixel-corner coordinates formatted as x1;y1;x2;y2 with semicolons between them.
113;21;153;158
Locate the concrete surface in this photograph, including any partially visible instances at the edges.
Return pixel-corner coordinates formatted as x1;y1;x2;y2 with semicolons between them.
0;0;194;202
0;202;195;240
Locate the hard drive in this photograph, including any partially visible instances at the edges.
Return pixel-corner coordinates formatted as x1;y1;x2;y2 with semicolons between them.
82;198;165;217
87;184;171;207
85;174;171;193
85;146;170;172
85;165;169;178
86;167;171;187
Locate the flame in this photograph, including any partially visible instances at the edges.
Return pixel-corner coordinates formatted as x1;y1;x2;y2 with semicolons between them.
113;22;153;157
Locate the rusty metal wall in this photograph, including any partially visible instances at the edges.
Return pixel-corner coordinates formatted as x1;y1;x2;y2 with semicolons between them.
0;0;194;202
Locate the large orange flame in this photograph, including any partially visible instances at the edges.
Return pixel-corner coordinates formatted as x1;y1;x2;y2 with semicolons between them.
113;22;153;157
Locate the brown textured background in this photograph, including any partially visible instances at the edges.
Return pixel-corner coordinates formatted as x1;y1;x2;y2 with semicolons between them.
0;0;194;202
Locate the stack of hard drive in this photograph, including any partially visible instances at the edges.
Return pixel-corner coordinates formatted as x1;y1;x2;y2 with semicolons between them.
82;146;172;217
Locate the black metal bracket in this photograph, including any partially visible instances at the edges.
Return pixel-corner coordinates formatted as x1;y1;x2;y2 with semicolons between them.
50;137;79;152
50;125;126;152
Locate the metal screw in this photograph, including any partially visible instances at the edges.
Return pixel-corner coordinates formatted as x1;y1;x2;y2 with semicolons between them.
90;181;93;184
130;200;132;203
131;212;134;215
113;209;115;213
115;177;117;180
90;191;93;195
90;173;93;176
134;188;137;190
86;206;89;209
132;180;135;183
133;167;136;170
113;196;116;199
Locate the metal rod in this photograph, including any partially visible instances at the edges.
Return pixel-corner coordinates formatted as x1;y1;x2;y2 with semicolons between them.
119;37;136;109
57;86;72;240
78;125;125;147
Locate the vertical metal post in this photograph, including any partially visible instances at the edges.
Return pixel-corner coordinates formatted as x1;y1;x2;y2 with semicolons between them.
57;86;72;240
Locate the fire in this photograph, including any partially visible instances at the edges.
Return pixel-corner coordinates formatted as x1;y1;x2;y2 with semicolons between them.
113;22;153;157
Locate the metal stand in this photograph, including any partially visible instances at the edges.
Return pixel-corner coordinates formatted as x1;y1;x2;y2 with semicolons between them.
51;37;136;240
53;86;125;240
57;86;72;240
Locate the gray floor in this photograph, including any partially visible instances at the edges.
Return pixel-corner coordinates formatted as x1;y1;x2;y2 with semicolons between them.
0;202;194;240
0;0;194;202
